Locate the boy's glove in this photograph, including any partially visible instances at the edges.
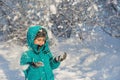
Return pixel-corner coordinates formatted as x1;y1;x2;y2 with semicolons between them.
32;62;44;68
55;52;67;62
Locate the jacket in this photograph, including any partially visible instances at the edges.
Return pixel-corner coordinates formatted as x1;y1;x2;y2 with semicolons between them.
20;25;60;80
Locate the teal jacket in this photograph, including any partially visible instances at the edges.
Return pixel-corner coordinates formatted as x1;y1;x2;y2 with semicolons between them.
20;25;60;80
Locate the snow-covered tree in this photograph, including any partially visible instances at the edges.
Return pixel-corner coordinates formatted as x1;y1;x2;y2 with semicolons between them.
96;0;120;38
50;0;98;39
0;0;120;45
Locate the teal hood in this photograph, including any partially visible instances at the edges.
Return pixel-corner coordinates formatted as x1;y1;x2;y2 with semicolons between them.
27;25;49;54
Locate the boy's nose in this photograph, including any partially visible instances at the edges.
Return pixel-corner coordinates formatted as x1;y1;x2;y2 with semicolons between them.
39;41;44;46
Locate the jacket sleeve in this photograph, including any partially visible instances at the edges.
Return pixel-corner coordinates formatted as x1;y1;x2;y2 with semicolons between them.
20;52;33;65
48;52;60;70
20;52;33;78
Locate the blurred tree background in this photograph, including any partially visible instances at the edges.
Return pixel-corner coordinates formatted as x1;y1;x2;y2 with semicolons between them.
0;0;120;45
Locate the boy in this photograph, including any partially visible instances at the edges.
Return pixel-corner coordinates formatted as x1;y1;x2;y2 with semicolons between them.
20;25;67;80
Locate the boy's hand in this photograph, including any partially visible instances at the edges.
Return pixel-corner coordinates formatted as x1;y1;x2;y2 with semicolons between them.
55;52;67;62
32;62;44;68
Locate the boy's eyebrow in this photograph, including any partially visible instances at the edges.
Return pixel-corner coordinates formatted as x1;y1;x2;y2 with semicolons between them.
37;38;46;40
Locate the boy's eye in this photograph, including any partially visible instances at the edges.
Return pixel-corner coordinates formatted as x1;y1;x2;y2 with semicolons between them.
37;39;41;41
37;39;45;41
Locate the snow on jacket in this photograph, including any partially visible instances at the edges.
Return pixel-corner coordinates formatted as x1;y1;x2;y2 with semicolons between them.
20;25;60;80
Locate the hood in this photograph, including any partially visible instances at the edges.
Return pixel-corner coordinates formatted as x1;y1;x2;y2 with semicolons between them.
27;25;50;54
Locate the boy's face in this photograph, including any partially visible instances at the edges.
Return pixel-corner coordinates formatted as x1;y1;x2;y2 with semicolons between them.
34;37;46;46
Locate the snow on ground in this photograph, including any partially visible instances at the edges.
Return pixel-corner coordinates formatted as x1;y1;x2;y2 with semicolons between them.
0;43;25;80
0;27;120;80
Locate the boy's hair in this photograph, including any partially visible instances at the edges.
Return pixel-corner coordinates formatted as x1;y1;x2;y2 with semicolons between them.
35;28;47;39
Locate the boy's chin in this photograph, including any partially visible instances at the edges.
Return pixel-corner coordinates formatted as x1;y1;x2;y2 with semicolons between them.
38;45;43;47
